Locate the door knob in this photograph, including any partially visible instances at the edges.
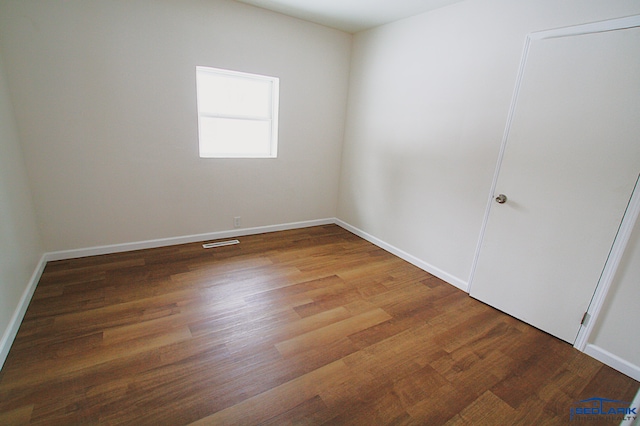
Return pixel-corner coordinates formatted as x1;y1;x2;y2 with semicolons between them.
495;194;508;204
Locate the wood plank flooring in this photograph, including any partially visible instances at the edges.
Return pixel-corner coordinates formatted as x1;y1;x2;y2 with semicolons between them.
0;225;637;425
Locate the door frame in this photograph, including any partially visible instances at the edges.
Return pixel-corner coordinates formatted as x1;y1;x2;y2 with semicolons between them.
467;14;640;351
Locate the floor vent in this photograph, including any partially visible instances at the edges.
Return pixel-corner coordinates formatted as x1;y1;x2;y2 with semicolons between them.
202;239;240;249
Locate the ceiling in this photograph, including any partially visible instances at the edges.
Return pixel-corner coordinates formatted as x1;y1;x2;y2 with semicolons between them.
234;0;467;33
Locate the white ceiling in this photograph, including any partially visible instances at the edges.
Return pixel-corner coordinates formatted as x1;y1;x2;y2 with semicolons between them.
234;0;466;33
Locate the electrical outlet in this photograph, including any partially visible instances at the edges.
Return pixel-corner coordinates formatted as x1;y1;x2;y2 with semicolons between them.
234;216;241;228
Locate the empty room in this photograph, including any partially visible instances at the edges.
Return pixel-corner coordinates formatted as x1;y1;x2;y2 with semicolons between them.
1;0;639;424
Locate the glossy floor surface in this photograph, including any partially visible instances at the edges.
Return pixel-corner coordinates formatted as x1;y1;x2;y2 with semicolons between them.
0;225;637;424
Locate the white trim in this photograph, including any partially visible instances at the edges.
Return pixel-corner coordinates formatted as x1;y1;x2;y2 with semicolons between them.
621;386;640;426
334;219;468;291
468;14;640;352
574;176;640;350
529;14;640;41
195;66;279;159
583;344;640;382
0;254;47;371
469;14;640;292
1;219;333;371
45;218;335;262
467;34;533;292
4;216;638;384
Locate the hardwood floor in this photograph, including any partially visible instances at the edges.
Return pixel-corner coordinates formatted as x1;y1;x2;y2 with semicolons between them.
0;225;637;425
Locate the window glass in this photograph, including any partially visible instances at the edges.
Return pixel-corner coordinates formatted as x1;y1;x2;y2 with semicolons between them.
196;67;279;158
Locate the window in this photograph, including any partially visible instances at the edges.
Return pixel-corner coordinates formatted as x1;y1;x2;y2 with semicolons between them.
195;66;279;158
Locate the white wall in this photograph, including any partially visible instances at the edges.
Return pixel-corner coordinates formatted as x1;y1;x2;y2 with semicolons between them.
1;0;638;378
590;220;640;373
0;46;43;367
338;0;640;286
0;0;351;251
338;0;640;368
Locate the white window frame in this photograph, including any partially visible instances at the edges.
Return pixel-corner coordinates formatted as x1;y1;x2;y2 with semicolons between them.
195;66;279;158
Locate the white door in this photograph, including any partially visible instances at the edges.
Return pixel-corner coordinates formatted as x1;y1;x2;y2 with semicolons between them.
470;19;640;343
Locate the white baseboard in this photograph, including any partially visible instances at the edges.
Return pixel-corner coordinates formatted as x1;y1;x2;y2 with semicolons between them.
0;254;47;371
4;216;467;368
45;218;335;262
621;386;640;426
584;343;640;381
334;219;469;292
338;218;640;382
5;219;637;389
1;219;334;371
